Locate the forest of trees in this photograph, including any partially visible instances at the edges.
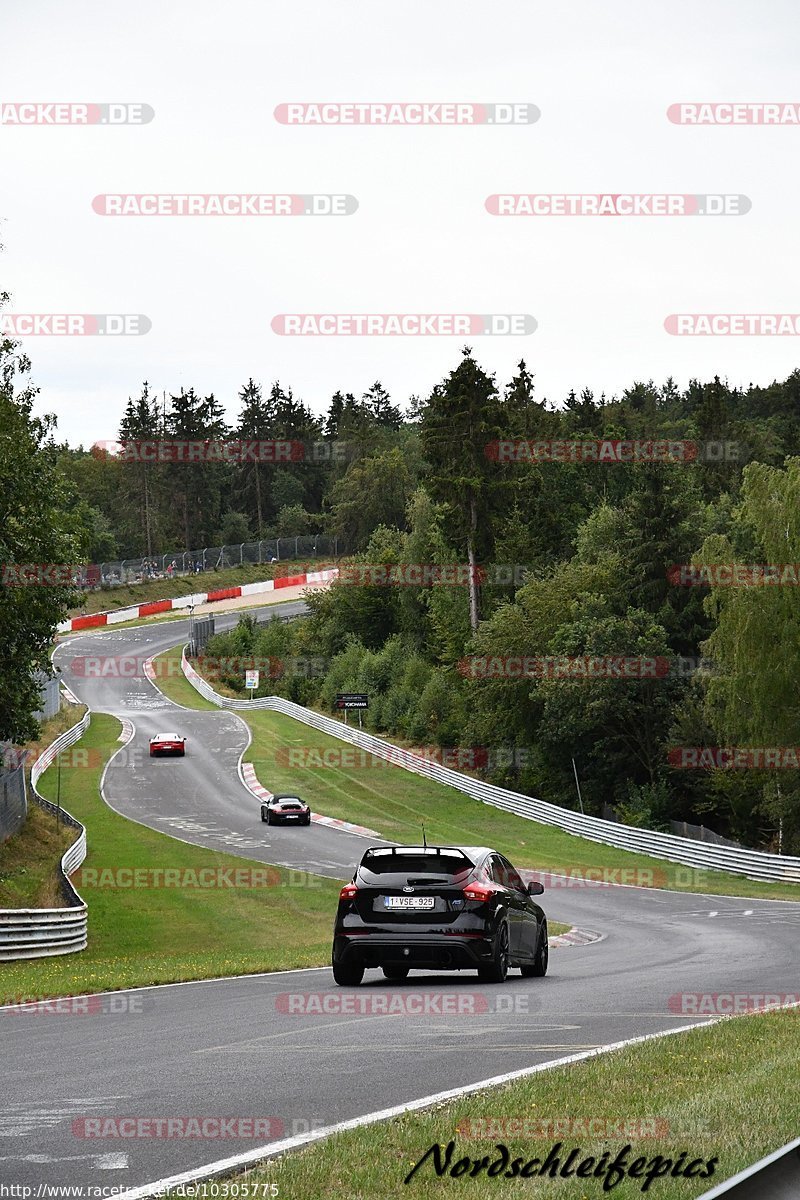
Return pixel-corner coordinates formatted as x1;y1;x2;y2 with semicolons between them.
56;379;408;560
181;350;800;854
5;304;800;850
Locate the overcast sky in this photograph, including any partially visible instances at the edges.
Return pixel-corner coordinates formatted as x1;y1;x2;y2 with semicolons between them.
1;0;799;447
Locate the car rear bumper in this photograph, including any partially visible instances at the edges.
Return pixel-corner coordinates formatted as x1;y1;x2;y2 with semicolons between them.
268;812;310;823
333;931;495;970
149;746;185;755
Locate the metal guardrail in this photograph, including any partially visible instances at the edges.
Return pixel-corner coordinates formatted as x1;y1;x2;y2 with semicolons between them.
0;714;89;960
181;649;800;884
698;1136;800;1197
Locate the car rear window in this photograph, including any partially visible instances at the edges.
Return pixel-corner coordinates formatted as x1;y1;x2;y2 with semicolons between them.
360;848;474;876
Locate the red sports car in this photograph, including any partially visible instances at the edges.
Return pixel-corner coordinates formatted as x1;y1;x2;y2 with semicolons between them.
149;732;186;757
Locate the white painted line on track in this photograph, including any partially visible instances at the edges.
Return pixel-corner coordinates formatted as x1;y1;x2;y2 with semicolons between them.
114;1005;800;1200
0;965;332;1013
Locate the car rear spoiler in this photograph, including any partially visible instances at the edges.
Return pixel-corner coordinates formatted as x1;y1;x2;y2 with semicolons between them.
361;846;474;865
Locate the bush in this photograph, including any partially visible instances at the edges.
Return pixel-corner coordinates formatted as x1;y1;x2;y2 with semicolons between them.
614;779;672;831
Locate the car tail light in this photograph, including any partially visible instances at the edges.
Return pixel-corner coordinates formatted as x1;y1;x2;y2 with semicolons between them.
339;884;358;901
463;882;497;902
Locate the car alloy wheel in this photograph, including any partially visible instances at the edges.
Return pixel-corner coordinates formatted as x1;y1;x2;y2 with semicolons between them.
522;921;549;978
478;921;509;984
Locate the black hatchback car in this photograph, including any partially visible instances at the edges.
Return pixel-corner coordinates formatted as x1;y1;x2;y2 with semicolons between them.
332;844;547;986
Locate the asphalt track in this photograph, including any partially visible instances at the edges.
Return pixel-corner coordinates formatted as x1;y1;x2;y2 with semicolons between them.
51;602;376;878
2;604;799;1193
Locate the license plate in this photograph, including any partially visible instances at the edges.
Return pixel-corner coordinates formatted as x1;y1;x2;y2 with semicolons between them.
383;896;435;909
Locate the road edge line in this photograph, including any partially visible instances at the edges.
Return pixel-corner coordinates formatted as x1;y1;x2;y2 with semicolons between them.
115;1006;800;1200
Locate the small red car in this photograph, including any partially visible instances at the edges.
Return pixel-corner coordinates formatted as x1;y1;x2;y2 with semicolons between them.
149;732;186;757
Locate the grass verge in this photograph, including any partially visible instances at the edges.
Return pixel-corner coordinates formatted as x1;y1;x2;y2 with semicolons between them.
0;704;88;907
0;712;342;1001
0;804;76;908
68;560;334;617
152;645;800;903
215;1006;800;1200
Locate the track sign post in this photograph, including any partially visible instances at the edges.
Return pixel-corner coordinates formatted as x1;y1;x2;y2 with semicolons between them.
334;692;368;726
245;668;259;700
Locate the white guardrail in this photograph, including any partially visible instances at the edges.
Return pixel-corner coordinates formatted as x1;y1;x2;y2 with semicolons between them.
182;649;800;884
0;714;89;960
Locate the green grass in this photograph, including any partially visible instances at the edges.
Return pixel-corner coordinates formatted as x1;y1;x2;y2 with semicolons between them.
0;705;90;908
221;1006;800;1200
153;647;220;710
0;802;76;908
69;559;335;617
0;712;342;1002
152;645;800;904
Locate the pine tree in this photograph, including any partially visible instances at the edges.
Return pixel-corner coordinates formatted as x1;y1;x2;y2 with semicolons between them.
419;348;504;631
118;381;162;555
363;380;403;430
236;379;275;537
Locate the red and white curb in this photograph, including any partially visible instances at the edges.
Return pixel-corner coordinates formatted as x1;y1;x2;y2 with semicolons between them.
240;763;379;839
57;568;338;633
241;763;273;803
118;719;135;744
312;813;380;838
549;927;603;948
